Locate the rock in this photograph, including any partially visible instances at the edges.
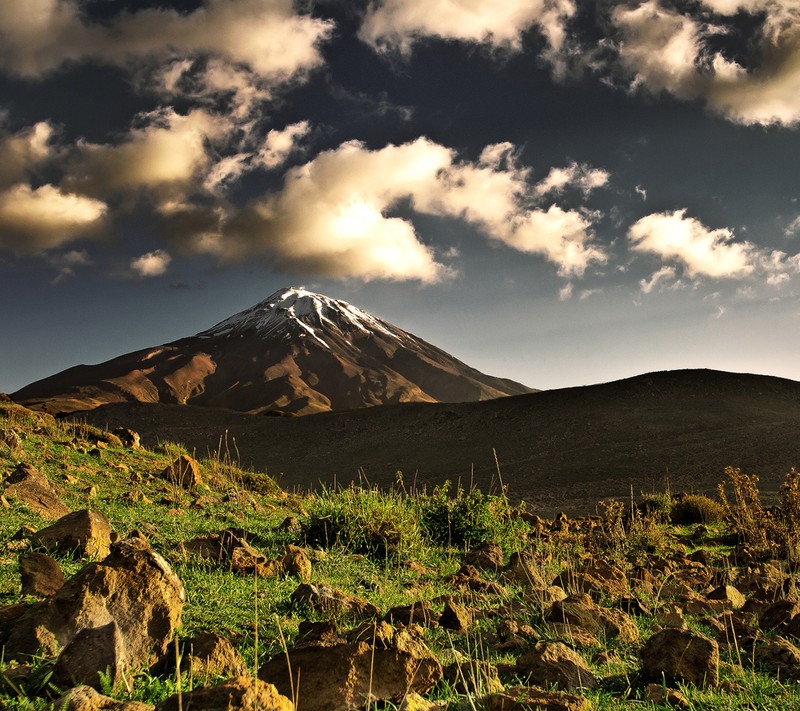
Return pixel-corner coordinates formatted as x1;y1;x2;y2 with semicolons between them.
156;677;293;711
641;628;719;687
0;604;28;647
501;552;546;587
515;641;597;691
282;544;312;583
464;542;504;571
444;565;505;595
485;686;590;710
399;692;446;710
112;428;141;449
160;455;203;488
259;627;441;711
644;683;690;708
2;463;70;520
184;530;283;578
276;516;302;532
548;593;639;643
438;598;472;634
296;620;344;647
0;428;23;453
760;599;800;632
290;583;379;619
707;584;746;610
547;623;600;648
177;631;249;679
19;551;65;597
754;637;800;678
554;560;628;600
53;621;128;690
54;685;154;710
5;538;185;680
442;659;503;695
32;509;112;560
385;600;437;627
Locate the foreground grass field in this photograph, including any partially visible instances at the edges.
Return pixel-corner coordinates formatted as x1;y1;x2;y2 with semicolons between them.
2;397;800;709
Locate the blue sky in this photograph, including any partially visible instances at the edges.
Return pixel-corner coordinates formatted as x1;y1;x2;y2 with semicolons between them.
1;0;799;393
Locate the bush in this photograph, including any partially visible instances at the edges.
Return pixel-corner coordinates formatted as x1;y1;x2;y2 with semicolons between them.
671;493;725;525
638;492;673;523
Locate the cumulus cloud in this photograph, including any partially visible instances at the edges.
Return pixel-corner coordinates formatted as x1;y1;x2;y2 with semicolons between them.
0;183;107;255
360;0;577;67
535;161;610;197
0;122;56;188
0;0;333;83
785;215;800;238
220;137;607;281
639;265;679;293
131;250;172;278
256;121;311;169
610;0;800;126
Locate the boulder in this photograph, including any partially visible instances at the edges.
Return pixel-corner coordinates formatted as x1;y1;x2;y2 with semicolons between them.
177;631;249;680
282;544;312;583
385;600;437;628
19;551;65;597
438;598;472;634
112;428;141;449
290;583;379;619
515;641;597;691
760;599;800;632
5;538;185;681
485;686;590;710
754;637;800;679
54;685;154;710
53;621;128;690
501;552;546;587
160;455;203;488
707;585;746;611
155;677;293;711
641;628;719;687
0;428;23;454
32;509;112;560
259;627;441;711
2;463;70;520
644;683;690;708
554;560;628;600
464;542;504;571
548;593;639;643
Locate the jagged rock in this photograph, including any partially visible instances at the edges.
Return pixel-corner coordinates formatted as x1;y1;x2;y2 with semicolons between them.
2;463;70;520
501;551;546;587
754;637;800;678
0;428;23;453
156;677;293;710
444;565;505;595
53;621;127;690
385;600;437;627
175;631;249;680
399;692;447;710
19;551;65;597
485;686;590;710
554;560;628;600
438;598;472;634
707;584;746;610
290;583;379;619
714;611;761;651
547;623;600;648
276;516;301;532
464;542;504;571
54;685;154;710
112;428;141;449
32;509;112;560
282;544;312;582
644;683;690;708
641;628;719;687
160;455;203;488
515;641;597;691
548;593;639;643
760;599;800;632
259;627;441;711
442;659;503;695
5;538;185;680
184;530;282;577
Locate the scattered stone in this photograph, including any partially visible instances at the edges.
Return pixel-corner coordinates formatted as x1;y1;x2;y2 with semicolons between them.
0;428;23;453
54;684;155;710
707;584;746;610
399;692;446;710
2;462;70;520
554;560;628;600
282;544;312;583
754;637;800;679
644;683;690;708
290;583;380;619
5;538;185;682
184;530;283;577
442;659;503;695
160;455;203;488
501;551;546;587
465;542;504;571
641;628;719;687
259;627;441;711
276;516;301;532
19;551;65;597
515;641;598;691
438;598;472;634
155;677;293;711
112;428;141;449
176;631;248;680
548;593;639;643
485;686;590;711
32;509;112;560
444;565;505;595
760;599;800;632
385;600;437;628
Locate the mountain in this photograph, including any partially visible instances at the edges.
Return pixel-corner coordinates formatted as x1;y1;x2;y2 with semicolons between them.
12;287;534;416
69;369;800;516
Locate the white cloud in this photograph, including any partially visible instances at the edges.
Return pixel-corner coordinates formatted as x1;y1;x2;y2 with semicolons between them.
360;0;577;63
628;209;756;278
611;0;800;126
256;121;311;169
535;161;610;197
131;249;172;278
785;215;800;238
0;0;333;83
639;265;679;293
221;137;607;281
0;183;107;255
0;122;56;188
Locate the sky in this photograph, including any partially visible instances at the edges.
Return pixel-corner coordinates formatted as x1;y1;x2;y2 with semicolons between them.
1;0;800;394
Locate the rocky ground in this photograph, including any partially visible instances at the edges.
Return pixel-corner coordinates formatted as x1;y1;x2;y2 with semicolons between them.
3;395;800;710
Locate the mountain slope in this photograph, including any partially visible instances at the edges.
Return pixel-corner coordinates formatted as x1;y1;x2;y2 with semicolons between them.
70;369;800;516
12;287;534;415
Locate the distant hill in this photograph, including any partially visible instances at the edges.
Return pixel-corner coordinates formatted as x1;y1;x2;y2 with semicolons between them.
70;369;800;516
13;287;534;416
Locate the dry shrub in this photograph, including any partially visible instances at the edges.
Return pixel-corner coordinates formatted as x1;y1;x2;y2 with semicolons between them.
717;466;774;548
778;468;800;562
671;493;725;525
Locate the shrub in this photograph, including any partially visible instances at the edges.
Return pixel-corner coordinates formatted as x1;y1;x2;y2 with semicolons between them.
717;466;774;548
638;492;673;524
671;493;725;525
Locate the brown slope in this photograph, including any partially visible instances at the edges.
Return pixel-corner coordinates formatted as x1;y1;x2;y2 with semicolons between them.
71;369;800;516
12;288;534;415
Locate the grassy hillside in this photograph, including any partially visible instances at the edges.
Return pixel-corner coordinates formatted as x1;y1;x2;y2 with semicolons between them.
4;397;800;709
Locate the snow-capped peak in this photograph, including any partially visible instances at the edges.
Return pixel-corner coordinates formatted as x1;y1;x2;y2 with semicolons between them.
197;287;404;345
